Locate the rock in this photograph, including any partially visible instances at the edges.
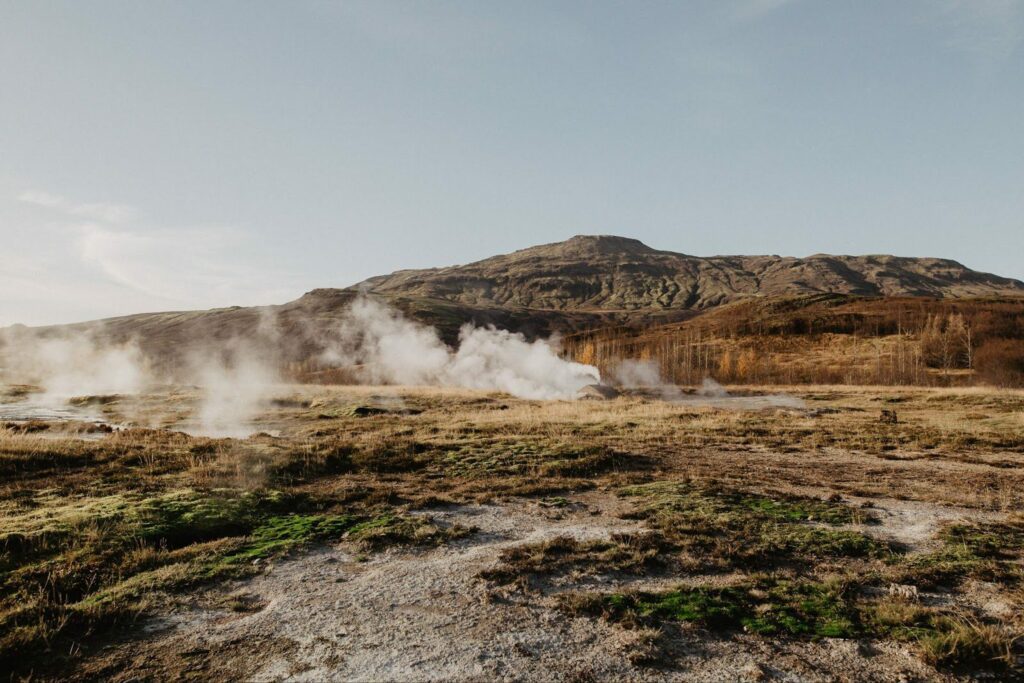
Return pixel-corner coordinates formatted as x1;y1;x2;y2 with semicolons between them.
67;394;123;407
575;384;620;400
741;662;767;681
887;584;919;601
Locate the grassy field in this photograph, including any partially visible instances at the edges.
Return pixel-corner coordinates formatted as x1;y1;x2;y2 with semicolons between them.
1;384;1023;679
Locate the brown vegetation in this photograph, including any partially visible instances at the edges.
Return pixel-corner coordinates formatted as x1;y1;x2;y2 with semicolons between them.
564;295;1024;387
17;236;1024;369
2;384;1023;679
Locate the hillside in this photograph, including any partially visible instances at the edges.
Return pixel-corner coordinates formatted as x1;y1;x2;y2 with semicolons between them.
6;235;1023;370
357;235;1024;311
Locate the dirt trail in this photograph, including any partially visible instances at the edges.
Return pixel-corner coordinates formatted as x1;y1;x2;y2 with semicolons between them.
92;493;952;682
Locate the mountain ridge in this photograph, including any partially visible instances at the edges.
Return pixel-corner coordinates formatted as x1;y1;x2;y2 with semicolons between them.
353;234;1024;312
7;235;1022;365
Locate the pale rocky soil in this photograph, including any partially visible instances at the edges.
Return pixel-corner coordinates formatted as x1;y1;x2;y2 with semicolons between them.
85;492;963;683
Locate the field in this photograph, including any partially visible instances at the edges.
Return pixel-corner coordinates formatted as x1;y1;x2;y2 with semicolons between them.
2;384;1023;681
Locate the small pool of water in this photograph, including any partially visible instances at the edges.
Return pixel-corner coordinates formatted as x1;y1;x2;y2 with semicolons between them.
0;402;104;422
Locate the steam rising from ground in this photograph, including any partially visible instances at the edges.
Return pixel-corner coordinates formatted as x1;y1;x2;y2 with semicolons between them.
610;359;803;409
325;297;599;400
0;300;805;439
611;359;683;400
0;327;148;402
0;297;601;436
188;341;280;438
0;324;280;437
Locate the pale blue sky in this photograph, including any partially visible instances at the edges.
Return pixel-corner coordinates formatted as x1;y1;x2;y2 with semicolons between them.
2;0;1023;325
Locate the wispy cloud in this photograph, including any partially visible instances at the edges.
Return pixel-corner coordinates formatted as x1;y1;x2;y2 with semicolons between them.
18;190;139;224
4;190;304;326
76;223;296;306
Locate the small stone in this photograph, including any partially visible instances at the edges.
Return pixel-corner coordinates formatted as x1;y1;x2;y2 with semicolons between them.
741;662;767;681
887;584;919;602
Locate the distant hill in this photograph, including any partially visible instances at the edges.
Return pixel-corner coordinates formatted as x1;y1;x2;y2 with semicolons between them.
7;235;1023;371
357;235;1024;311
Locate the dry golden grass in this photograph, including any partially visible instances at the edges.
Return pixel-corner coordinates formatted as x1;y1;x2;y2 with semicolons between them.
2;382;1023;678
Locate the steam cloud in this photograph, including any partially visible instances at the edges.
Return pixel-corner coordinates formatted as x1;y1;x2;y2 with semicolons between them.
611;359;683;400
188;340;280;438
325;297;600;400
0;326;148;403
697;377;730;398
0;296;602;436
610;359;803;409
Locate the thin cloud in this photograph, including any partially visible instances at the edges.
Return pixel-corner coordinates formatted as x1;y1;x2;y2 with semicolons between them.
76;223;297;307
17;190;65;208
4;191;305;326
18;190;139;224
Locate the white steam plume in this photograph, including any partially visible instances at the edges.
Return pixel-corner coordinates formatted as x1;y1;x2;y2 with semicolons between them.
697;377;730;398
611;359;682;400
1;297;603;436
0;326;148;402
185;307;284;437
189;343;279;438
324;297;599;399
610;360;804;409
0;324;280;437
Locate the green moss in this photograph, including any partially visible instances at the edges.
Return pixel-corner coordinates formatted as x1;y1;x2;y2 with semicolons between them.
894;520;1024;589
215;513;358;566
347;513;471;549
764;527;882;558
481;534;664;586
485;483;892;588
585;577;858;638
617;482;889;569
621;482;867;526
572;580;1018;673
135;489;293;548
0;485;465;674
441;442;634;478
940;522;1024;559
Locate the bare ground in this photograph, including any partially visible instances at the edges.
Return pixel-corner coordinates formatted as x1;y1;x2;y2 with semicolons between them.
82;491;961;682
7;385;1023;681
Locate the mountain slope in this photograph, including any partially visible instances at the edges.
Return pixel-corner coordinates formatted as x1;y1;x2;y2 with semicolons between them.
7;235;1022;368
358;235;1024;311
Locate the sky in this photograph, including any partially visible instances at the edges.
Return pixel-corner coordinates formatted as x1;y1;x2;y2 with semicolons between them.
2;0;1023;326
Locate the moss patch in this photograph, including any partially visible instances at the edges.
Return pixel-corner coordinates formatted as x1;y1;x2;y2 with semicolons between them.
565;578;1020;672
567;577;858;638
617;482;890;570
0;485;464;675
894;520;1024;589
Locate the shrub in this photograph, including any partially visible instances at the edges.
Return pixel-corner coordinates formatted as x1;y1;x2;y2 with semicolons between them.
974;338;1024;387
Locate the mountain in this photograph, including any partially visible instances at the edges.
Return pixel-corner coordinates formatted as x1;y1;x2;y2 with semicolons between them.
7;235;1023;368
356;235;1024;311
